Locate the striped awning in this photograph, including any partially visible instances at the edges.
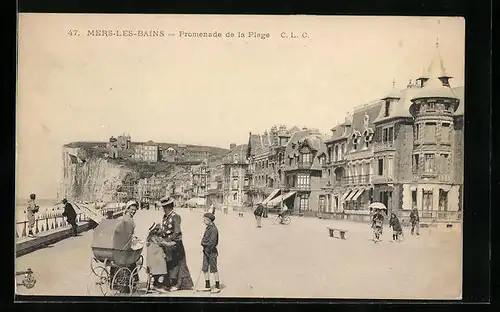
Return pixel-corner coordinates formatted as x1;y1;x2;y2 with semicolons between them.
340;190;352;201
267;191;296;207
345;189;358;202
351;189;365;201
262;189;280;205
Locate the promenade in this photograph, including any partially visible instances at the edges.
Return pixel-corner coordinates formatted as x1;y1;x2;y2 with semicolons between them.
15;208;462;299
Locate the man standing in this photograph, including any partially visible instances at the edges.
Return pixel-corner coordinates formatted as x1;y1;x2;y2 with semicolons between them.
410;208;420;235
62;199;78;236
26;193;39;237
160;196;194;291
253;203;264;228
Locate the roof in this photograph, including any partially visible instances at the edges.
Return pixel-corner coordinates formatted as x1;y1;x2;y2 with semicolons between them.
302;134;328;157
373;85;464;123
325;124;348;143
285;130;314;156
352;101;384;132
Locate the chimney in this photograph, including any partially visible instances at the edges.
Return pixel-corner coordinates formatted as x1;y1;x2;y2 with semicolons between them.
230;143;236;150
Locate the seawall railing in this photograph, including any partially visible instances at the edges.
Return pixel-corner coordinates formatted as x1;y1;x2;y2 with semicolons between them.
15;206;123;239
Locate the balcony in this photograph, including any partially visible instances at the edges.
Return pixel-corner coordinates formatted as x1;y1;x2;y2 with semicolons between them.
374;141;395;152
287;185;311;192
343;174;372;185
371;174;394;184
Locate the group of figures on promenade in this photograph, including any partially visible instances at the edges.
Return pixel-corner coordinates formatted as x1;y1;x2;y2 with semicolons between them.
25;193;79;238
112;197;221;294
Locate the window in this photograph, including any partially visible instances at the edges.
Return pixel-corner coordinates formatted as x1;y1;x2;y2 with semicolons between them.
334;145;338;162
327;194;332;212
422;190;433;211
341;143;346;158
288;158;292;166
387;157;394;178
439;189;448;211
233;193;237;201
319;156;326;166
412;154;420;173
232;179;238;189
383;128;388;142
427;103;436;111
378;158;384;176
424;153;435;173
302;152;311;164
424;123;436;142
388;127;394;142
411;190;417;208
352;137;359;151
319;195;326;212
299;194;310;212
297;174;310;188
441;123;451;143
327;147;332;163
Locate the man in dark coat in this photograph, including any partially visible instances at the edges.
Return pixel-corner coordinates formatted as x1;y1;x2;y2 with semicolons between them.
410;208;420;235
62;198;78;236
253;203;264;228
160;196;194;291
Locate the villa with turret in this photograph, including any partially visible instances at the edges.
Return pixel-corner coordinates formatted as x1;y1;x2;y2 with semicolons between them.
244;42;464;223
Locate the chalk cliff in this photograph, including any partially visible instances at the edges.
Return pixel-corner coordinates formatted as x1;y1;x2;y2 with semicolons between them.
59;146;182;202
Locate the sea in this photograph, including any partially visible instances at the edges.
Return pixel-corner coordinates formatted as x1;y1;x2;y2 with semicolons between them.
16;198;68;222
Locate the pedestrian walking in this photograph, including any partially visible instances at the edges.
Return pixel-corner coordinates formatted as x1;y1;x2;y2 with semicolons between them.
26;193;39;237
159;196;194;291
389;213;403;242
62;198;78;236
371;209;385;242
200;212;220;293
410;208;420;235
253;203;264;228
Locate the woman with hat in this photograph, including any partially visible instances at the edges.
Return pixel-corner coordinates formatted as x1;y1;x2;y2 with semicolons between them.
159;196;194;291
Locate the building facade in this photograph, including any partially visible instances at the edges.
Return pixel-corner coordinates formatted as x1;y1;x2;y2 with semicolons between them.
221;144;249;207
190;162;208;198
317;44;464;222
133;141;160;162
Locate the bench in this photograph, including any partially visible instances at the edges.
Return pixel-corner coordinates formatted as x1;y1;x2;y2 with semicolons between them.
326;227;348;240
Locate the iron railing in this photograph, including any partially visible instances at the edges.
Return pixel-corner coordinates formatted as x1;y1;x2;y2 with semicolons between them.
15;206;123;239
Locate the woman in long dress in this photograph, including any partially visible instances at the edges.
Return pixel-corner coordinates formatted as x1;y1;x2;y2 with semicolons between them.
159;196;194;291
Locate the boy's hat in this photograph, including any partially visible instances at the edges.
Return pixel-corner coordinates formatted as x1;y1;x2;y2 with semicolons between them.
203;213;215;222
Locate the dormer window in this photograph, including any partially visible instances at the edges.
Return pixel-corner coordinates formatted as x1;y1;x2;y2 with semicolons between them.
351;131;361;151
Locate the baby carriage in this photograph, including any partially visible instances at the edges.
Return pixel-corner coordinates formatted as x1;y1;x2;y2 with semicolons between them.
87;218;151;296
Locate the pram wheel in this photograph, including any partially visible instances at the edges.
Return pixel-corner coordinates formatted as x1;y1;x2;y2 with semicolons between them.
110;267;133;296
87;266;110;296
130;265;151;295
135;255;144;268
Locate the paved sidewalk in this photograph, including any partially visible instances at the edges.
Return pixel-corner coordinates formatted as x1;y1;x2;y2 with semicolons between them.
15;208;462;299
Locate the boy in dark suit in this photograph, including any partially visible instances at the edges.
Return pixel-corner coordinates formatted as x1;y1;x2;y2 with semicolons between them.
200;213;220;293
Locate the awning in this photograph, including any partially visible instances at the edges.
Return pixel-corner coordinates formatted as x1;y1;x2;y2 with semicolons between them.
267;191;296;207
262;189;281;205
345;189;358;202
351;189;365;201
340;190;352;201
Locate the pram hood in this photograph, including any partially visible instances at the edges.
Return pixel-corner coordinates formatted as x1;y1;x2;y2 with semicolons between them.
91;217;135;251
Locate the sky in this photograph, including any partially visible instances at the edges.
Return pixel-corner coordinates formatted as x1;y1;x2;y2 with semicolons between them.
16;14;465;199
